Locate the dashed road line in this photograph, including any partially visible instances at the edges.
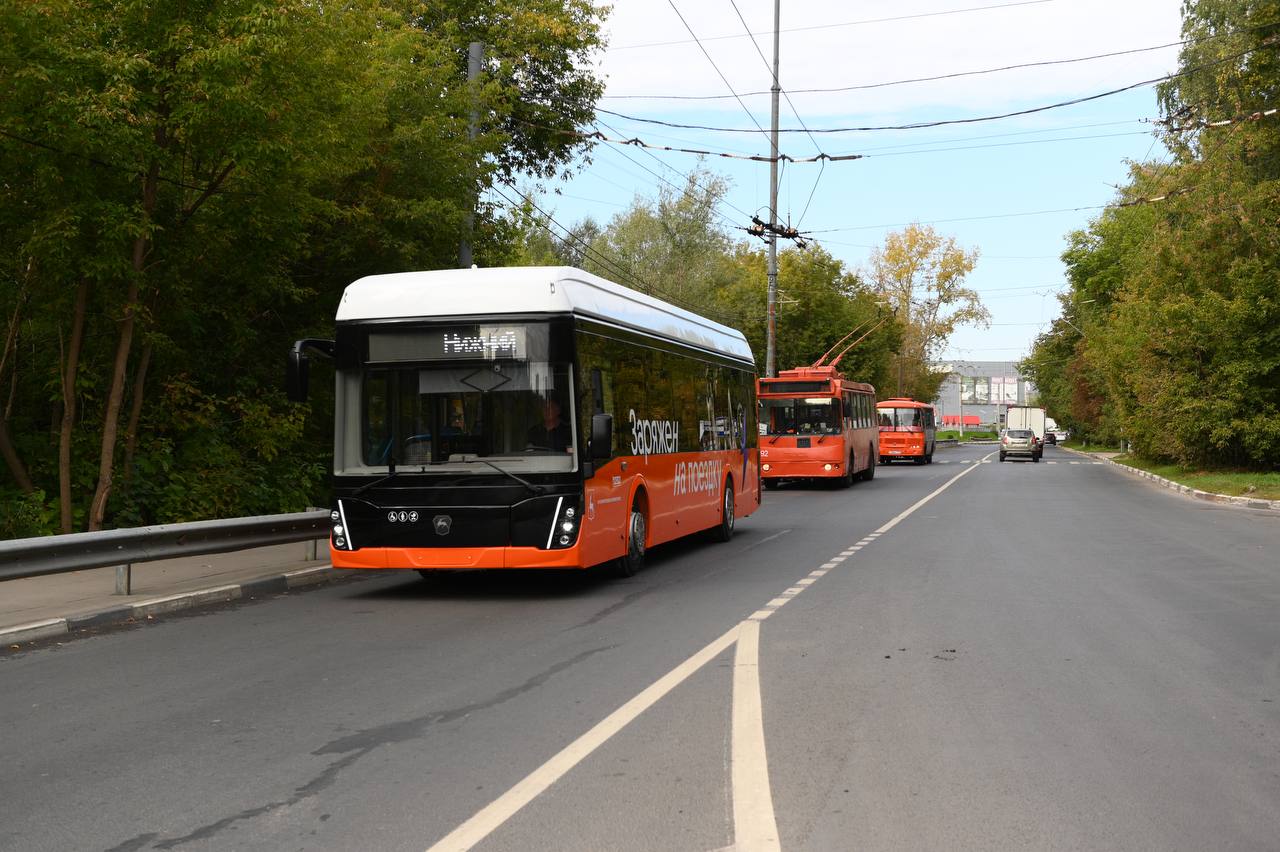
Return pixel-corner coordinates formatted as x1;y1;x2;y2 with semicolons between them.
424;451;993;851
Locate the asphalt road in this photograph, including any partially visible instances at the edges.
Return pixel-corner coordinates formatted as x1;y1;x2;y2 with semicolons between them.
3;444;1278;851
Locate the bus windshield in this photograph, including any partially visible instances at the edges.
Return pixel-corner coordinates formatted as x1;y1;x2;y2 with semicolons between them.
879;407;923;428
761;397;841;435
341;361;576;475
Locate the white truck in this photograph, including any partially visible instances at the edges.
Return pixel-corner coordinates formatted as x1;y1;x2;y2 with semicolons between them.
1005;406;1046;458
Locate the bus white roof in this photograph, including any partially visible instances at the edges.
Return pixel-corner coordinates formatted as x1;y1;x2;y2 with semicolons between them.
336;266;755;364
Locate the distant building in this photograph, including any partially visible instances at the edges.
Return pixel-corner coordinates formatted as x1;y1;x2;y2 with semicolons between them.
930;360;1034;429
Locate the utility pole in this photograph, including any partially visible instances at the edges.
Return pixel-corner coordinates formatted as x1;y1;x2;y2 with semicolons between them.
764;0;781;377
460;41;484;269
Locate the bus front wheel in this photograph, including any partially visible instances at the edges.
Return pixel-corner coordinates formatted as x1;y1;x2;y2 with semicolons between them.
615;508;647;577
861;448;876;480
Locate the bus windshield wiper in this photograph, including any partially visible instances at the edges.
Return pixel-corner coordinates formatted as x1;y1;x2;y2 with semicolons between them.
354;444;398;496
466;458;545;495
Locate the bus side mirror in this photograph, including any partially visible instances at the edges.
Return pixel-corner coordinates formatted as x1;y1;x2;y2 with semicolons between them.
590;413;613;461
286;349;310;403
286;338;336;403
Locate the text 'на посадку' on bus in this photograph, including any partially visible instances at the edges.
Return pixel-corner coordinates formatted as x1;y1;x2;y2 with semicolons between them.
876;398;938;465
286;266;760;579
756;327;882;490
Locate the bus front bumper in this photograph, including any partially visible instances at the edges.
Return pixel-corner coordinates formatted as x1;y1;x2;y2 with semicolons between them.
330;542;589;570
760;460;846;479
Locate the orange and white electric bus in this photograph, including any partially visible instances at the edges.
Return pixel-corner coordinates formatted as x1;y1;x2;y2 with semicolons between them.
876;397;937;465
287;266;759;577
756;365;879;488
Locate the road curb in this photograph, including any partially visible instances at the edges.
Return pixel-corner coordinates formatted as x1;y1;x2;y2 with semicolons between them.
2;565;344;647
1062;447;1280;512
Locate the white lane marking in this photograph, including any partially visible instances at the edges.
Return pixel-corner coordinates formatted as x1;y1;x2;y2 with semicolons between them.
424;624;740;852
1048;461;1058;464
840;550;856;556
732;619;782;852
427;450;990;851
809;570;828;578
767;598;791;608
752;529;794;547
820;561;839;568
874;450;994;536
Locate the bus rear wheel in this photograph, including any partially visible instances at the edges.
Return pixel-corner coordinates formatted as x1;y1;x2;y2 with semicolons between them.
710;481;735;541
614;508;646;577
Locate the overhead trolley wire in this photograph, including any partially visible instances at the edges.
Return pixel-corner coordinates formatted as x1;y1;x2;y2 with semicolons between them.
608;0;1054;52
664;0;773;149
493;181;747;326
594;45;1272;135
724;0;826;227
604;37;1199;101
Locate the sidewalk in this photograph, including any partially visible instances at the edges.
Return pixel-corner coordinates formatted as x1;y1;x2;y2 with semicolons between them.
1;540;341;646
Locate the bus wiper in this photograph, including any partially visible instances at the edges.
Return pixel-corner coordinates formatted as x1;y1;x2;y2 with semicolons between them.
354;445;398;496
467;458;545;496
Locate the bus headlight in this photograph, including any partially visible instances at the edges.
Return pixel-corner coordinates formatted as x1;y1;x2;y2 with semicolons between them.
330;510;340;522
824;463;833;471
762;463;771;471
333;524;345;537
334;537;347;549
546;496;582;549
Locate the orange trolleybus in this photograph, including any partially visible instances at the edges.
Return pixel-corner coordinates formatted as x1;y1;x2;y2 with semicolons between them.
876;397;937;465
756;364;879;489
287;266;760;577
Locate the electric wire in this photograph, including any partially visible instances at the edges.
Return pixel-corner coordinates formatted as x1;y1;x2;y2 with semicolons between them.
665;0;773;149
724;0;826;227
607;0;1054;52
594;45;1270;134
493;180;747;326
605;38;1193;101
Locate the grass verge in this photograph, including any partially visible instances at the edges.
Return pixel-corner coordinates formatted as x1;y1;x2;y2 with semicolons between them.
1062;440;1121;453
936;430;998;441
1109;456;1280;501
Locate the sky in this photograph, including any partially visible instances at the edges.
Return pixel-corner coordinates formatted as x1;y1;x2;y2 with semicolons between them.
512;0;1187;363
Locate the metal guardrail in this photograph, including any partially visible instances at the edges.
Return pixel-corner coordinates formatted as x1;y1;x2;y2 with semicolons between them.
0;510;331;583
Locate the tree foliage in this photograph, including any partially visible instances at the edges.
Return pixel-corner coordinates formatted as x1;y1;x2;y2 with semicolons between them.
1024;0;1280;467
0;0;605;536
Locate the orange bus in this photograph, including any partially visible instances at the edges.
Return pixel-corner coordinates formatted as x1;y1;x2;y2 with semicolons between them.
287;267;760;578
756;365;879;488
876;397;937;465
